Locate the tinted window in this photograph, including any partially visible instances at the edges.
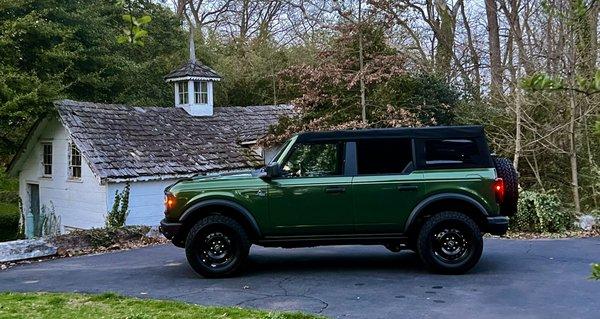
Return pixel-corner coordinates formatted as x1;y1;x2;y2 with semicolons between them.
281;142;343;177
269;138;292;164
356;139;413;175
424;139;482;166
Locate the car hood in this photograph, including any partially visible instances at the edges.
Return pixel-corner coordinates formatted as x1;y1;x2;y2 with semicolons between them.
192;170;258;181
165;169;262;192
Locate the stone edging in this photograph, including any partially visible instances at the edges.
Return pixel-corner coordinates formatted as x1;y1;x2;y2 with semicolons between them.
0;239;58;263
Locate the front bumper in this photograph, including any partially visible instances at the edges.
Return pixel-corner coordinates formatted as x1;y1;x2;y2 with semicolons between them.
159;218;182;240
484;216;509;235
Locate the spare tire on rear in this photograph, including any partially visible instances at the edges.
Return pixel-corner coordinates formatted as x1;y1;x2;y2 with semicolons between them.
493;157;518;216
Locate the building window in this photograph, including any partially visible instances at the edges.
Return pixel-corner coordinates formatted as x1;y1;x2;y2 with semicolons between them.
178;82;188;104
69;143;82;179
42;143;52;176
194;81;208;104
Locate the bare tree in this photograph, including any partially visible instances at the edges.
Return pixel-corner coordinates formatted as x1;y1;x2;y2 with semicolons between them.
485;0;503;98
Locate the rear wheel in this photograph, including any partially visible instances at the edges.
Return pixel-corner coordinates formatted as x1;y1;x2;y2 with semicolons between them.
416;211;483;274
185;215;250;278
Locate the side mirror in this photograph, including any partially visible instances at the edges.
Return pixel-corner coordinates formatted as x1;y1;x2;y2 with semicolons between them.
260;163;281;180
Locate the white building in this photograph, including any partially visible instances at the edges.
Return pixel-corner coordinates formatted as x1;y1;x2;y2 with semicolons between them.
7;39;292;236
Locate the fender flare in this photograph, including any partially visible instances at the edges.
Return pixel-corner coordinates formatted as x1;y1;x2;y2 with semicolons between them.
404;193;489;233
180;199;262;237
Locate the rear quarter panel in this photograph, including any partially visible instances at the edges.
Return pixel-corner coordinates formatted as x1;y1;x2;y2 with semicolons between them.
417;168;500;216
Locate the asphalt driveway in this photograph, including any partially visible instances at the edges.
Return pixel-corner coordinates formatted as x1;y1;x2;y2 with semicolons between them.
1;238;599;318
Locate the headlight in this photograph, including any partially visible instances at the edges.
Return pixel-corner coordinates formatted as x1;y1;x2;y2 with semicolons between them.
164;192;176;213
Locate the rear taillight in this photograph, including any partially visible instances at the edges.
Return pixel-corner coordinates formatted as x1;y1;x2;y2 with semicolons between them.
164;193;176;214
493;178;504;204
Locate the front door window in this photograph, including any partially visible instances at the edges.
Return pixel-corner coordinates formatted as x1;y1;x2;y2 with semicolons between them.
281;142;343;178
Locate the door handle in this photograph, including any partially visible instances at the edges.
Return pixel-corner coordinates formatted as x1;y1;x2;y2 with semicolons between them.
397;185;419;191
325;186;346;194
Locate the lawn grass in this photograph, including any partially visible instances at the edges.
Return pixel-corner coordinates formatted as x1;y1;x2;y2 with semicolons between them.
0;292;324;319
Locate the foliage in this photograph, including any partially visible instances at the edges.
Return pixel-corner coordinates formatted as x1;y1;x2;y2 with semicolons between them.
198;34;312;108
0;171;18;204
33;202;62;238
522;70;600;95
592;263;600;280
80;226;145;249
117;0;152;46
0;0;185;165
511;190;573;233
105;183;130;228
43;203;62;237
0;203;19;242
263;23;460;145
0;292;322;319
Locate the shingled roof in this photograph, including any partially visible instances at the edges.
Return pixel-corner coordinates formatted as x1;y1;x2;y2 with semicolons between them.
164;60;221;81
52;100;293;181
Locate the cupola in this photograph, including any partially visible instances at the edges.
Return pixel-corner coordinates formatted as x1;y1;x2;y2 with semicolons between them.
164;27;221;116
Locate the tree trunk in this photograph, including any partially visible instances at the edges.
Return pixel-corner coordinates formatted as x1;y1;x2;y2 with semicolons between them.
569;90;581;214
433;0;458;81
358;0;366;124
485;0;503;98
513;88;522;170
460;1;482;102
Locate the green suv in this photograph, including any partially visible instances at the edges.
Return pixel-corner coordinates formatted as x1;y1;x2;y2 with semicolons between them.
160;126;518;277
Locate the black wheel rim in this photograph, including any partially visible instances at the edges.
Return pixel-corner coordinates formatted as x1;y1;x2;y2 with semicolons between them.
198;230;237;270
431;222;473;264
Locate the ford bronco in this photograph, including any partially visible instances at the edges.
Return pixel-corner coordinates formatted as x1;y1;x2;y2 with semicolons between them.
160;126;518;277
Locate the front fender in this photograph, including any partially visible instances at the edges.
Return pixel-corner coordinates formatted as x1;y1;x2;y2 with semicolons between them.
179;197;262;238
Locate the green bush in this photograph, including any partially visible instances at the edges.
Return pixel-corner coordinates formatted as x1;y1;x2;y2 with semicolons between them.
33;203;62;238
592;263;600;280
0;204;20;242
510;190;572;233
0;190;19;204
105;183;130;228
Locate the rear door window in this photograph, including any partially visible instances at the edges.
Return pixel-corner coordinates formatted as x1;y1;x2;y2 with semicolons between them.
356;139;413;175
421;138;488;168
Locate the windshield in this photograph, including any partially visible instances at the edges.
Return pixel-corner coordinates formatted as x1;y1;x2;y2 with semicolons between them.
268;138;293;164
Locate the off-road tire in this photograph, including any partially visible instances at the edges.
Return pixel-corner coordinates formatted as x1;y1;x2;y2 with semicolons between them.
185;215;250;278
416;211;483;274
493;156;518;216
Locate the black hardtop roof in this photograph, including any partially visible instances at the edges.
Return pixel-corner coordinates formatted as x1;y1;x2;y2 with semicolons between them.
295;125;485;142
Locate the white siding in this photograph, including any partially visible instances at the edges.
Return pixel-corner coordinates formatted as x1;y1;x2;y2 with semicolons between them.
18;119;108;232
250;144;283;164
107;179;178;226
263;146;280;163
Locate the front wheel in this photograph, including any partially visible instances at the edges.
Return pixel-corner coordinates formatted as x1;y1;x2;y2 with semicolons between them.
185;215;250;278
416;211;483;274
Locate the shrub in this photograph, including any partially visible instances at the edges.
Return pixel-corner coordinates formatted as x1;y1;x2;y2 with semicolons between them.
0;204;20;241
70;226;150;249
0;190;19;204
105;183;130;228
510;190;572;233
32;202;62;238
592;263;600;280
